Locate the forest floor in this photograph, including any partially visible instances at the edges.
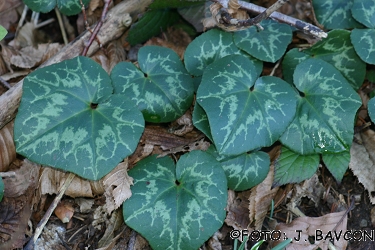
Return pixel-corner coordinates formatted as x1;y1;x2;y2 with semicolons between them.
0;0;374;249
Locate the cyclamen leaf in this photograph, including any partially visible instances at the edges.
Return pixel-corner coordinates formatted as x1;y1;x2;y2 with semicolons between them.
23;0;89;15
351;0;375;28
123;151;227;250
14;56;145;180
197;55;297;156
312;0;363;29
322;151;350;183
351;29;375;65
111;46;194;123
192;103;213;142
282;30;366;89
205;146;270;191
274;147;319;186
280;58;361;155
233;19;292;63
367;97;375;123
184;29;262;77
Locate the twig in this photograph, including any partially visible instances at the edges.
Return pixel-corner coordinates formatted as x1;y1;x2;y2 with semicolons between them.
24;173;75;250
0;76;11;89
81;0;113;56
212;0;327;38
55;8;69;45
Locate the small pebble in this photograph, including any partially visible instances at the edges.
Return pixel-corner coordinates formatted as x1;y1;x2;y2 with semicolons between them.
360;219;368;228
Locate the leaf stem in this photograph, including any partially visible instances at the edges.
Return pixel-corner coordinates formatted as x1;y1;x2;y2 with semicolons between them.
81;0;113;56
24;173;75;250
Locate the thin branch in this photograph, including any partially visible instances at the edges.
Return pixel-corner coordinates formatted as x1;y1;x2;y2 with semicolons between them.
24;173;75;250
212;0;327;38
81;0;113;56
55;8;69;45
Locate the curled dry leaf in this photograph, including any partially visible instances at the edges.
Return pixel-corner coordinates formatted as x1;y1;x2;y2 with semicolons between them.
97;209;123;248
11;43;63;69
249;164;279;230
349;131;375;204
3;159;40;198
0;0;21;30
289;173;325;209
0;196;32;249
0;121;16;172
40;167;94;198
225;189;251;231
107;39;126;73
103;159;133;214
54;200;74;223
273;211;348;250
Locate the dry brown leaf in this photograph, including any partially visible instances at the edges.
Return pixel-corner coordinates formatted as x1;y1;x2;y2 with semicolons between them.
349;131;375;204
249;164;279;230
207;231;223;250
103;159;133;214
74;197;94;213
91;50;110;73
289;173;325;209
0;0;21;30
273;211;348;250
0;196;31;249
11;43;63;69
54;200;74;223
107;39;126;72
225;189;251;231
0;121;16;172
3;159;40;198
98;209;123;248
40;168;94;198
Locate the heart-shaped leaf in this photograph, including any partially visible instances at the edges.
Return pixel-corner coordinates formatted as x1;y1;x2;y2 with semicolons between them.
197;55;297;156
367;96;375;123
282;30;366;89
274;147;320;187
192;103;213;142
23;0;90;15
233;19;292;63
14;56;145;180
206;146;270;191
280;58;361;155
351;0;375;29
322;151;350;183
351;29;375;65
111;46;194;123
312;0;363;29
123;151;227;250
184;29;262;77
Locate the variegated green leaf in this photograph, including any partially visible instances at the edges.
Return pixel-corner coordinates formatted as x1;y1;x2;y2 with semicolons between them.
351;0;375;28
197;55;297;156
233;19;292;63
280;58;361;155
367;96;375;123
206;146;270;191
312;0;363;29
14;56;145;180
0;25;7;41
351;29;375;65
281;48;310;85
23;0;89;15
184;29;262;77
274;147;319;186
192;103;213;141
123;151;227;250
322;151;350;182
282;30;366;89
111;46;194;123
